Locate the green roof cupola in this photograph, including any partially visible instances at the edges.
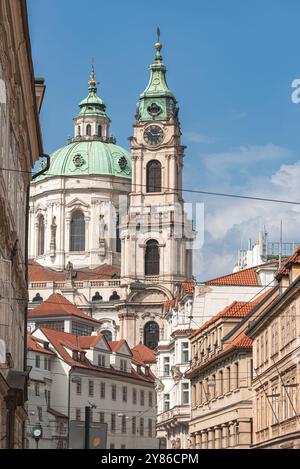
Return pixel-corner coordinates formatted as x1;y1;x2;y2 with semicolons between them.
137;29;178;123
74;65;115;143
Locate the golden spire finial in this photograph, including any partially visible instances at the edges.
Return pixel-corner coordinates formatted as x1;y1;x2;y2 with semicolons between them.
155;26;162;51
88;58;97;88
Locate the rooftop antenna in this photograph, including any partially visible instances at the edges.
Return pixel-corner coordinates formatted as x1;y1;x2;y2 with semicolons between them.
279;220;283;269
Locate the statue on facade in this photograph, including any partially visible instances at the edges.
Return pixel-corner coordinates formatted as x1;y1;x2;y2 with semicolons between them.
66;261;74;281
50;216;57;258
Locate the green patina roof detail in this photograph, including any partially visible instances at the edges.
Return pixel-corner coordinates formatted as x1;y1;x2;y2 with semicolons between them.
32;140;132;183
77;65;109;119
138;41;178;122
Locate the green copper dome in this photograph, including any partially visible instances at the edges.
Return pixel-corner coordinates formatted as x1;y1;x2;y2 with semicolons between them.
32;140;132;183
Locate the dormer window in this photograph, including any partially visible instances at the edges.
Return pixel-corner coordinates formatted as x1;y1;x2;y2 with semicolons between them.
72;351;79;361
137;365;142;375
98;355;105;367
80;352;85;361
120;359;127;372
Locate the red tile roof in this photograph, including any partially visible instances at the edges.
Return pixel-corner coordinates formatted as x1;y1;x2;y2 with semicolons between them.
108;339;131;356
131;343;156;364
28;293;100;324
181;279;196;294
28;259;120;282
172;328;196;337
27;334;55;355
276;245;300;280
225;331;253;350
38;328;154;383
79;333;110;350
189;301;258;339
205;266;259;286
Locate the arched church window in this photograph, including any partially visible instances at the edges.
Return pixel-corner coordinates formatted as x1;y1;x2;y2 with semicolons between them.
70;210;85;252
86;124;91;136
77;126;81;137
145;239;159;276
98;125;102;137
102;330;112;342
146;160;161;193
37;215;45;256
144;321;159;350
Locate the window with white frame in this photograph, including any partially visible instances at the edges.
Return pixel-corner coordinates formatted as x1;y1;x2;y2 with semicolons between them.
163;393;170;412
181;342;189;363
181;382;189;405
163;356;170;376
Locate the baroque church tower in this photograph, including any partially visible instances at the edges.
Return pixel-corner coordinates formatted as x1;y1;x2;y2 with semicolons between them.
119;36;195;347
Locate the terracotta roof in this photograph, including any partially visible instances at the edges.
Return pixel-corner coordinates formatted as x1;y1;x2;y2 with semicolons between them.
172;328;196;336
27;334;55;355
225;331;253;350
28;259;120;283
181;279;196;294
276;245;300;280
108;339;132;356
79;333;111;350
38;328;154;383
131;343;157;364
28;293;100;324
189;300;258;339
28;259;65;282
205;266;259;286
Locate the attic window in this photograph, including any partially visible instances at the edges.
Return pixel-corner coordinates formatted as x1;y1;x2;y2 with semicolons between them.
72;351;79;361
137;365;142;375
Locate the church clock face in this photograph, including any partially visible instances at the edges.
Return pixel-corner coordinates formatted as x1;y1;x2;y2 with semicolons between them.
143;125;164;146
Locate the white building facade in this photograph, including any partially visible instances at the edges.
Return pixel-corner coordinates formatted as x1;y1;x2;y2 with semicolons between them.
156;281;195;449
27;328;158;449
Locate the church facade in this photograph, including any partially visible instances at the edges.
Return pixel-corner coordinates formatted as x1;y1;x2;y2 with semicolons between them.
28;38;194;349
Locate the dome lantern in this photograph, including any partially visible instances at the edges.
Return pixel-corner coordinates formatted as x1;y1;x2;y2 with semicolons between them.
73;64;113;143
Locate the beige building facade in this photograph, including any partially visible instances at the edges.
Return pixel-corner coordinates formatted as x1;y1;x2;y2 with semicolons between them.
187;286;277;449
249;246;300;449
0;0;44;448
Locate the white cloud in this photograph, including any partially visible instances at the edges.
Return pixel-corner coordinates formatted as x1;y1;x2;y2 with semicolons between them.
194;158;300;280
183;131;215;144
202;144;293;176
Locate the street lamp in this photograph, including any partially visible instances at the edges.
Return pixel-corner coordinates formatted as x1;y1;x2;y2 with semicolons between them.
32;422;43;449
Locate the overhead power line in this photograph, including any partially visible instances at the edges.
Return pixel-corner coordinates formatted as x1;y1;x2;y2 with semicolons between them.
1;165;300;206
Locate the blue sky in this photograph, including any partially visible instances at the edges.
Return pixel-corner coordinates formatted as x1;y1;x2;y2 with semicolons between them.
28;0;300;280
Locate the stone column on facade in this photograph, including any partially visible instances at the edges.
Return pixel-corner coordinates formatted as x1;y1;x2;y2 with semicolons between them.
190;433;196;449
229;421;236;448
201;430;208;449
195;432;201;449
207;428;214;449
221;424;229;449
215;426;222;449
